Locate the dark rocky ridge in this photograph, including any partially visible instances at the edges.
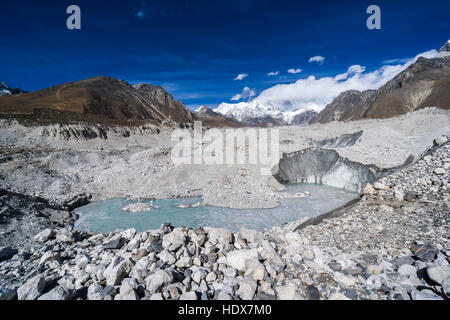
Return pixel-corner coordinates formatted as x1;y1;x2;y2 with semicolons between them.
363;56;450;119
0;189;77;248
315;130;363;148
193;105;243;128
313;90;376;123
241;116;288;127
290;110;318;126
194;105;288;128
132;83;193;124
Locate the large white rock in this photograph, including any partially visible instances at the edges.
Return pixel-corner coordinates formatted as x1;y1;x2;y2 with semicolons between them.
363;184;376;195
442;278;450;297
17;275;47;300
398;264;417;278
179;291;198;300
328;292;351;300
236;277;257;300
135;257;150;271
284;232;303;245
120;228;136;240
162;228;186;251
411;289;444;300
239;228;262;244
33;229;55;243
175;256;192;269
145;269;173;293
223;267;237;278
205;227;233;245
275;284;304;300
157;250;176;265
121;290;140;300
206;272;217;282
120;278;138;296
104;258;135;286
87;282;103;300
218;292;232;300
426;265;450;285
37;285;72;300
192;269;208;284
38;251;60;268
226;249;259;271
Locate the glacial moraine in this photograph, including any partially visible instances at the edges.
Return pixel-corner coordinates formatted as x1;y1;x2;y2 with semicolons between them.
0;139;448;300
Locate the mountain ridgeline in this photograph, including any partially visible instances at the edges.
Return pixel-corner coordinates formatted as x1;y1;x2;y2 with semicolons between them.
0;76;194;127
193;106;243;127
314;55;450;124
1;42;449;128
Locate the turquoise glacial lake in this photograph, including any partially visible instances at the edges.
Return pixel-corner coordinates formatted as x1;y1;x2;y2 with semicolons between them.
74;184;358;233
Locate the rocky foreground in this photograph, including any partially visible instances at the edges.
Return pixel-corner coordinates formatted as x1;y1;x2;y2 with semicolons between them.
0;141;449;300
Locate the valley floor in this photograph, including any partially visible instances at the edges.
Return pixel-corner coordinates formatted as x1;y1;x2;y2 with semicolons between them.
0;107;449;300
0;138;448;300
0;107;449;209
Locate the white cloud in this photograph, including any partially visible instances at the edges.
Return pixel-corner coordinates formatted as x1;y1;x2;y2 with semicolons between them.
287;68;302;74
267;71;280;76
382;57;411;65
308;56;325;64
233;73;248;81
216;49;438;122
231;87;256;101
135;9;147;19
334;65;366;80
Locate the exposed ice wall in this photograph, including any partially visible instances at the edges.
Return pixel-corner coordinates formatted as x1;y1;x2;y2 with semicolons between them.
272;148;414;193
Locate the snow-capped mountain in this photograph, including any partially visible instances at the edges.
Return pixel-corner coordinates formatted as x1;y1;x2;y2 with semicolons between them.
194;105;212;115
0;82;26;96
215;99;323;124
0;82;12;96
436;40;450;58
215;46;440;124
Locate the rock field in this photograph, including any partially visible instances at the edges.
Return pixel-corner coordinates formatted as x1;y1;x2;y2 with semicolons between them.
0;108;449;209
0;107;449;300
0;138;448;300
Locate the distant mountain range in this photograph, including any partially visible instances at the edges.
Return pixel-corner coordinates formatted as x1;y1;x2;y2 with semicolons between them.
193;105;287;127
215;41;450;125
193;105;242;127
214;100;322;125
1;41;449;128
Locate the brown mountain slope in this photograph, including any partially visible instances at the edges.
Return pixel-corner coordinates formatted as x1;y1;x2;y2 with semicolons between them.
313;56;450;123
363;56;450;119
290;110;318;126
132;83;193;124
0;76;194;126
313;90;376;123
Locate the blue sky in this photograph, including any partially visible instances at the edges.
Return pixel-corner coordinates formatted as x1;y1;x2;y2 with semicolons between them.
0;0;449;110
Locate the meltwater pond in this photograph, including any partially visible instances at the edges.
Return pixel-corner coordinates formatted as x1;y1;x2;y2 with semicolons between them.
74;184;358;233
